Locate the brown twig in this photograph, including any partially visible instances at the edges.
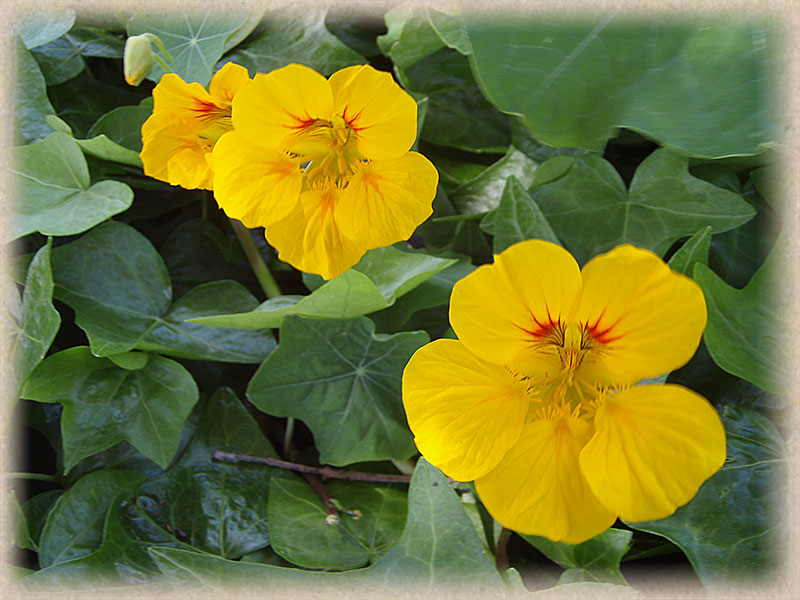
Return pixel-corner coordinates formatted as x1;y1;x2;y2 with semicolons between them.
211;450;414;484
495;527;512;572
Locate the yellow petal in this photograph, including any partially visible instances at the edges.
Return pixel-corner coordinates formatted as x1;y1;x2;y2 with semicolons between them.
476;416;617;544
402;339;528;482
265;189;365;280
151;73;215;125
335;152;437;249
209;62;252;104
140;112;213;190
450;240;582;371
232;63;333;151
329;64;417;160
579;384;726;523
576;244;706;384
211;131;302;228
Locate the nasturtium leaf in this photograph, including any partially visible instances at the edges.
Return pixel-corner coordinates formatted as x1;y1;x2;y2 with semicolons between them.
248;316;427;465
693;237;785;394
14;37;56;144
15;7;76;49
148;460;504;592
20;347;199;472
10;132;134;240
7;239;61;399
106;350;150;371
127;8;253;86
268;478;408;570
426;7;471;55
533;149;756;265
38;469;145;567
510;117;589;165
465;18;775;157
378;5;446;70
135;280;277;363
521;528;632;585
136;388;279;559
31;28;125;85
223;6;365;78
370;258;475;333
491;176;561;253
668;227;712;276
191;246;455;330
450;146;538;215
400;48;510;153
73;99;153;166
628;406;787;585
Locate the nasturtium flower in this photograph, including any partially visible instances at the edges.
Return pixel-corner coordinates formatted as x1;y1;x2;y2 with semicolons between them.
140;62;251;190
211;63;439;280
402;240;726;544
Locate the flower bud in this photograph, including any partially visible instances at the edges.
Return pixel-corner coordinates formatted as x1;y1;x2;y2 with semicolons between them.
123;34;154;86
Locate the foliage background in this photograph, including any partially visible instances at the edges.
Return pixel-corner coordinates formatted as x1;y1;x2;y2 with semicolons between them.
2;1;798;598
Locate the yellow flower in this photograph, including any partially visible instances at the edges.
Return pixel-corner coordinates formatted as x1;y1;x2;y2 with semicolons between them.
140;62;252;190
211;63;439;280
402;240;726;544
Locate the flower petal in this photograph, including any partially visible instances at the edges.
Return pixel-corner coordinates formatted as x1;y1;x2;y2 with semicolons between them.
232;63;333;151
579;384;726;523
335;152;437;249
576;244;706;384
266;189;364;280
151;73;216;128
211;131;302;228
402;339;528;482
450;240;582;370
208;62;252;104
329;65;417;160
476;416;617;544
140;112;213;190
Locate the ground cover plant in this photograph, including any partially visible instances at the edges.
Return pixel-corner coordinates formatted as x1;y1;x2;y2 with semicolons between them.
5;4;791;597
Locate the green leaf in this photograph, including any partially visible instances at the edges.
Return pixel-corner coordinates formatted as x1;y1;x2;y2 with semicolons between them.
127;8;254;86
426;7;471;55
31;28;125;85
667;226;712;276
693;237;785;394
86;99;152;152
106;350;150;370
628;406;787;585
223;7;365;78
378;5;445;70
22;490;63;551
267;478;407;570
521;528;632;585
465;18;775;157
450;146;539;214
15;7;75;49
370;258;475;333
191;246;455;329
20;347;199;472
491;176;561;253
534;149;756;264
38;469;145;567
136;388;279;558
13;38;56;144
7;491;34;550
7;238;61;399
400;48;510;153
148;460;504;591
23;493;192;588
248;316;427;466
135;280;277;363
10;132;134;240
51;221;172;356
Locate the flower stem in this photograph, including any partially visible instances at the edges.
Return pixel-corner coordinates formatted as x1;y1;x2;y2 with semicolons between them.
495;527;512;572
8;472;58;483
283;417;295;458
229;219;282;299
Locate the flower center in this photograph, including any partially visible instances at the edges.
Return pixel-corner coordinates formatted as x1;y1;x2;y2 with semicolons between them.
300;115;365;188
